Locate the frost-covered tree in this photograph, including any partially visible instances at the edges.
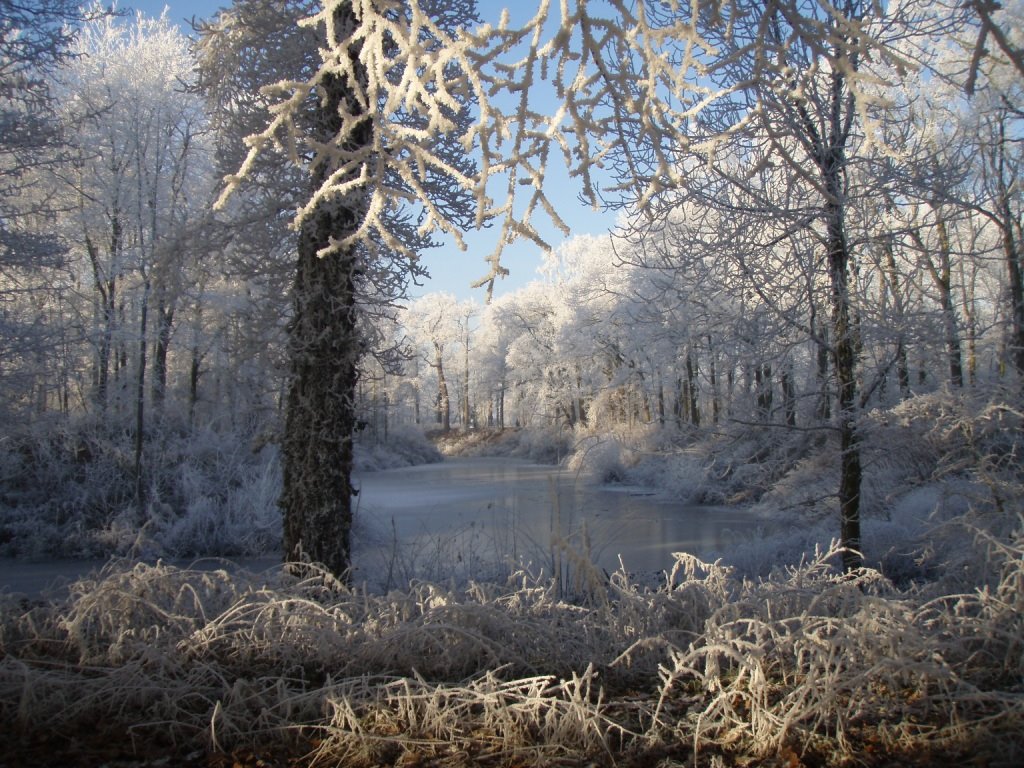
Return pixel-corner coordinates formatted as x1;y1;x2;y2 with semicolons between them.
0;1;105;418
540;234;641;428
54;9;214;513
456;299;478;427
498;0;920;569
499;281;567;427
959;64;1024;380
404;292;464;431
0;0;99;269
216;0;480;577
963;0;1024;92
890;11;1024;382
194;0;319;426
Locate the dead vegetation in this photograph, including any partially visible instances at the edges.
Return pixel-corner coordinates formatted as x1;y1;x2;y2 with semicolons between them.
1;506;1022;766
3;398;1022;766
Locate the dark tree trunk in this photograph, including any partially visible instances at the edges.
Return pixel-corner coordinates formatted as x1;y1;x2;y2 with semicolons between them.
881;239;911;399
991;116;1024;379
280;2;368;580
755;362;772;422
813;59;862;572
707;336;720;425
815;320;831;421
281;232;360;577
1000;205;1024;378
826;197;862;573
781;367;796;427
435;341;450;432
152;297;174;413
959;254;978;385
910;222;963;388
463;327;471;427
86;230;118;411
673;376;683;427
657;377;665;425
188;343;201;427
934;219;964;388
685;349;699;427
135;274;149;523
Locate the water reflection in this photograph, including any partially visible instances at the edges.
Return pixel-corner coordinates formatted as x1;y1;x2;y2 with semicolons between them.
354;457;758;580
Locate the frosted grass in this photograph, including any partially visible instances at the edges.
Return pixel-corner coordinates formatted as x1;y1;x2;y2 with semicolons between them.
1;506;1022;766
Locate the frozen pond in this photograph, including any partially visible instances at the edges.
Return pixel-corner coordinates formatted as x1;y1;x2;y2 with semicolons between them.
352;457;761;582
0;457;765;596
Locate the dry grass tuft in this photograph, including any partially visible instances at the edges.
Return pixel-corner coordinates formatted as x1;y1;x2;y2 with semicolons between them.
2;483;1023;765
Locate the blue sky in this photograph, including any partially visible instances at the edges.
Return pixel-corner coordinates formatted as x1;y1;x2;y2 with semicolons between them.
127;1;617;302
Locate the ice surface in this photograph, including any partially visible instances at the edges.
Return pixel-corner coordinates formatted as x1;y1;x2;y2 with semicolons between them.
354;457;767;577
1;458;766;596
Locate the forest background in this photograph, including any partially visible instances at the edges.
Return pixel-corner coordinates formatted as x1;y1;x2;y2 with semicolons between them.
0;0;1020;575
2;1;1024;765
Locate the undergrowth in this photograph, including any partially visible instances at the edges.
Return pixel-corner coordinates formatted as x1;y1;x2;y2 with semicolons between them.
0;419;441;560
1;496;1021;766
2;393;1022;765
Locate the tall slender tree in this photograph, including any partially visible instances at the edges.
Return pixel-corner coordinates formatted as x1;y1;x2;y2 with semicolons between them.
216;0;479;577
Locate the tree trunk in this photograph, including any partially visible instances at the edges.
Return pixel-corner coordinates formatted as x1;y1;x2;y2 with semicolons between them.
152;297;174;414
989;115;1024;379
958;244;978;385
673;376;683;427
999;203;1024;378
189;342;201;427
281;232;360;577
881;239;911;399
86;231;117;411
657;377;665;425
781;366;796;427
815;319;831;421
135;274;149;523
280;2;368;580
463;324;471;427
685;348;699;427
816;59;862;572
707;336;720;425
910;221;963;388
755;362;772;422
826;197;862;572
434;341;450;432
934;218;964;388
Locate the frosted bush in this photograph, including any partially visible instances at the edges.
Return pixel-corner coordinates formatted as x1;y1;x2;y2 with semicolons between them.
151;446;282;558
621;451;707;502
354;425;443;471
0;416;417;560
512;426;571;464
567;435;625;482
0;417;284;558
0;418;136;557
